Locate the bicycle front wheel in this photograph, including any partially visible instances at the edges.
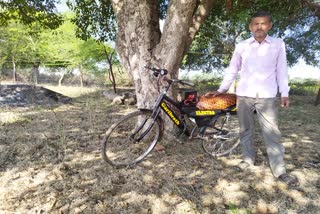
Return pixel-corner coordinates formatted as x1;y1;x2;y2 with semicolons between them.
202;113;240;157
101;110;161;168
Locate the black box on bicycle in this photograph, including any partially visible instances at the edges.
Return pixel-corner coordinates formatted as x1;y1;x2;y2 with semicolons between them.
182;90;198;107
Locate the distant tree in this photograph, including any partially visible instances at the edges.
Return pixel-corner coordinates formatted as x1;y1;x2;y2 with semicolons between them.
316;87;320;106
22;23;57;84
67;0;120;92
0;22;32;82
76;40;120;92
0;0;63;83
74;39;119;89
0;11;118;86
0;18;72;83
0;0;63;29
43;16;118;87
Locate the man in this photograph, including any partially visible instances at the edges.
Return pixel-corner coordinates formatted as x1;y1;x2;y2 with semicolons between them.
208;11;299;188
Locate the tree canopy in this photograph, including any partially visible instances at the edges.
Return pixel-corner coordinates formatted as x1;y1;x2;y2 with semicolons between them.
2;0;319;72
66;0;320;73
0;11;118;85
0;0;63;29
183;0;320;71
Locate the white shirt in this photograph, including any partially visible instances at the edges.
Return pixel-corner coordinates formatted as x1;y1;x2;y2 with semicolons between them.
218;36;289;98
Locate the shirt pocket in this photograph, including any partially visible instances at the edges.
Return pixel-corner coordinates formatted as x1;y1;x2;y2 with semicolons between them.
260;47;278;68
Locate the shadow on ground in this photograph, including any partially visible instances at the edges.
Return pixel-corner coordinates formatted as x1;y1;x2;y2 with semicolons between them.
0;92;319;213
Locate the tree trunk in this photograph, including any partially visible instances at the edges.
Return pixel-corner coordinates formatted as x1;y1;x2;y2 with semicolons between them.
111;0;161;109
79;66;84;87
111;0;215;133
315;87;320;106
111;0;215;109
12;56;17;82
59;73;65;87
104;49;117;93
80;72;84;87
32;62;40;84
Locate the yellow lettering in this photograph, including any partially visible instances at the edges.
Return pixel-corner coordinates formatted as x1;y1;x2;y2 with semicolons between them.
161;102;180;125
195;110;215;116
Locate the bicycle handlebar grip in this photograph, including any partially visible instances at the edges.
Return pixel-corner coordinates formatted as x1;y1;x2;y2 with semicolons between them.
144;66;168;76
159;69;168;75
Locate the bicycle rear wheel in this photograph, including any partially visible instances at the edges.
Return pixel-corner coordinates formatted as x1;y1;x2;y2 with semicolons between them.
202;113;240;157
101;110;162;168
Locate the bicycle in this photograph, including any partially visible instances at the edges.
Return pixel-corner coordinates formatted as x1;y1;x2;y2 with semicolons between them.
101;67;240;168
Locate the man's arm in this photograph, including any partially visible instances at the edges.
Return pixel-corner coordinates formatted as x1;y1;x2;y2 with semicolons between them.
217;45;241;93
276;40;290;107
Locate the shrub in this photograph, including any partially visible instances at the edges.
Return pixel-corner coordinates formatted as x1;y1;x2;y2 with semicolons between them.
289;79;319;96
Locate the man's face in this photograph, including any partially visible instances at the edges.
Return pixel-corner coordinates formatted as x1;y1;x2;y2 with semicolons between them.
249;16;272;39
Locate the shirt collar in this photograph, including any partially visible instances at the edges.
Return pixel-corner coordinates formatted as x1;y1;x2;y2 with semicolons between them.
249;35;272;44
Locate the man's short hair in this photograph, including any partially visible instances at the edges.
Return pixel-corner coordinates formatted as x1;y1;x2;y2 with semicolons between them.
251;11;272;22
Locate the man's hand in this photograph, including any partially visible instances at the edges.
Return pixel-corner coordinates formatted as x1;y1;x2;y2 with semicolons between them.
205;91;221;97
281;97;289;108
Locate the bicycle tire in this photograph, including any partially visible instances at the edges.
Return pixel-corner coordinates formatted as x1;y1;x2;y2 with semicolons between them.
202;113;240;157
101;110;161;168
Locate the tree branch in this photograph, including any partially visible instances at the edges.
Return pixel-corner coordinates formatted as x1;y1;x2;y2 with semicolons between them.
187;0;216;48
301;0;320;17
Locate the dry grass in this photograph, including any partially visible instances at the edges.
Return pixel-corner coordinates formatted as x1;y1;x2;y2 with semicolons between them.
0;87;319;213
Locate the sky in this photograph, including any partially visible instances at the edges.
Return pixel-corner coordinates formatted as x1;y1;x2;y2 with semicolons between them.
288;60;320;80
55;1;69;12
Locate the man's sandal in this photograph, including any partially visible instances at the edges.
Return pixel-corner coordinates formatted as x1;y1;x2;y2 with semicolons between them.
278;173;300;188
236;161;255;171
238;161;251;169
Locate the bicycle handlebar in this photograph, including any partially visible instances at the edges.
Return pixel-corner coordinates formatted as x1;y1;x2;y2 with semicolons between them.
144;66;168;76
177;80;194;87
145;66;194;87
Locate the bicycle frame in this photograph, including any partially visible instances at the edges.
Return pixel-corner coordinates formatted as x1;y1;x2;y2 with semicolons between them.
156;93;190;135
150;91;236;139
137;67;237;140
102;67;241;167
146;80;235;138
131;93;188;143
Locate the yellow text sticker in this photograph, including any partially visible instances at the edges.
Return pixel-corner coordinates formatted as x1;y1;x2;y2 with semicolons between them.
195;110;215;116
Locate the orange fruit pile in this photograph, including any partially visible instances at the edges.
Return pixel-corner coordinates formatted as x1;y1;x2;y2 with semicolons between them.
196;93;236;110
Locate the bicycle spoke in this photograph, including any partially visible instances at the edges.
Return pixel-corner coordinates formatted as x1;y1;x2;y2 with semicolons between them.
202;113;240;157
102;110;161;167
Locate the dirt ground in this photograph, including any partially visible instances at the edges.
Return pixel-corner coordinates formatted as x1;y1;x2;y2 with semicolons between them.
0;89;319;214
